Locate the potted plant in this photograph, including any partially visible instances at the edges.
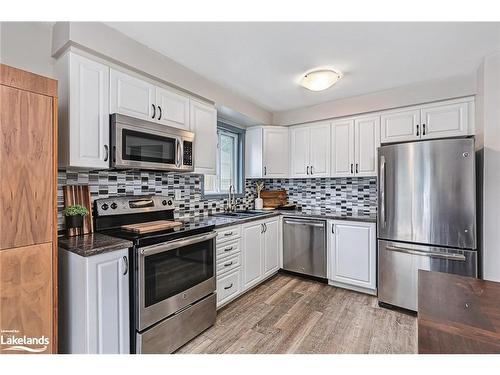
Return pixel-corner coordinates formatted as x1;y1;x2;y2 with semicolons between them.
63;204;89;229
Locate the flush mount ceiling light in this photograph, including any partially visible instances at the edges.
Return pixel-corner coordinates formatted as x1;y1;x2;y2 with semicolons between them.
299;69;342;91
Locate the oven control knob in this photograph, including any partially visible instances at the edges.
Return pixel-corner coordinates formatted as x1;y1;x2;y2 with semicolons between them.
168;199;173;206
110;202;118;209
101;203;109;211
162;200;167;206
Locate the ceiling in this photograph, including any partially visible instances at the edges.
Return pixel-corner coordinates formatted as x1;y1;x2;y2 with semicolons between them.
106;22;500;112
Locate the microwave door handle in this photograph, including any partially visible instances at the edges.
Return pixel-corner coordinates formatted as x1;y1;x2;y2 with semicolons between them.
176;138;182;168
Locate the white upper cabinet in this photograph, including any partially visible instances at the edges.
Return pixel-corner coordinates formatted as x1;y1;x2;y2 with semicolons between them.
380;98;474;144
354;115;380;177
190;99;217;175
155;86;190;129
246;126;289;178
110;69;154;121
56;52;110;169
420;100;469;139
290;122;330;178
331;119;355;177
110;68;190;130
290;126;311;177
309;123;331;177
380;109;420;144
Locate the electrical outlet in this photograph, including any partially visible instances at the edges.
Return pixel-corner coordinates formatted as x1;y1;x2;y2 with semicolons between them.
174;189;182;201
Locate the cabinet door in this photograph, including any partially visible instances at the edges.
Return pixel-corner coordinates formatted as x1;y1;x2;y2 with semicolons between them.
420;101;469;139
354;116;380;177
380;109;420;144
331;119;355;177
309;122;331;177
242;222;264;290
263;219;279;277
263;127;289;177
69;53;110;169
0;243;53;353
290;126;310;177
331;222;376;290
0;85;53;249
155;87;190;129
87;249;129;354
190;99;217;175
110;69;154;121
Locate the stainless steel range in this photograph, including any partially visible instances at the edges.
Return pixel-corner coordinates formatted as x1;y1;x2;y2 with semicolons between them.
94;195;217;354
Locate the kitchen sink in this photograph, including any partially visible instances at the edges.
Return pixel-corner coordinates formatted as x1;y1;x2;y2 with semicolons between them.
215;210;269;218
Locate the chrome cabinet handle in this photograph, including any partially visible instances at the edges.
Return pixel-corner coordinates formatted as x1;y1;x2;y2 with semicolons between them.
158;106;162;120
422;123;426;136
416;124;419;136
224;232;233;236
380;155;386;227
386;245;466;261
331;224;334;234
310;166;314;175
152;104;156;119
264;223;267;233
355;164;358;174
350;163;354;174
104;145;109;162
260;224;264;233
264;166;267;175
224;246;233;252
224;283;233;290
306;166;310;175
224;261;233;267
122;256;128;275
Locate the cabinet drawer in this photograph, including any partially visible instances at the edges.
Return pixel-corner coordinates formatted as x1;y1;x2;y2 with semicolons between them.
217;253;241;276
217;270;241;306
216;239;240;259
216;226;241;244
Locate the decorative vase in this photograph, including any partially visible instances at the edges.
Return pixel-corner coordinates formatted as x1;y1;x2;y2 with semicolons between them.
66;215;83;229
255;197;264;210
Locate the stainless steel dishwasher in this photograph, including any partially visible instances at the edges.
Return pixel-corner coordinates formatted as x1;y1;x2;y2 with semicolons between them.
282;217;327;278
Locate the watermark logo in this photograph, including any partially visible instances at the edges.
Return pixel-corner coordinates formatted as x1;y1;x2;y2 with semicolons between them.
1;329;49;353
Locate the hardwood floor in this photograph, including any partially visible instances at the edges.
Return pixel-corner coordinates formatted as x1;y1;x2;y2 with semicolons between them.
177;273;417;354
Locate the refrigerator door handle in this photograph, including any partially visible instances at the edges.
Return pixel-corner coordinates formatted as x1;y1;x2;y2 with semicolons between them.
386;245;466;261
380;155;386;227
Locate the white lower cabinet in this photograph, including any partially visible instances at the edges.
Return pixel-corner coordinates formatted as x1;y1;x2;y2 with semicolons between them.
328;220;376;295
58;248;130;354
242;217;280;290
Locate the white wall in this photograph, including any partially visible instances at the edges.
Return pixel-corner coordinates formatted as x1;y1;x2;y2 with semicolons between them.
0;22;55;78
477;51;500;282
273;74;477;126
51;22;272;125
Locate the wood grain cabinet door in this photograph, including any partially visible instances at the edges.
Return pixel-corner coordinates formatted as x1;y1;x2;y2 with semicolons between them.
0;243;53;354
0;85;53;249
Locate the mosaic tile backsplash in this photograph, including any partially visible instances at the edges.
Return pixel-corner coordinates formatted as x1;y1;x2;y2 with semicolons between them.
57;169;377;230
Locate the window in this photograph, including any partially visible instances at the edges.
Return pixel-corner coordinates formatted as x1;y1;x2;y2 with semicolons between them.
204;122;244;197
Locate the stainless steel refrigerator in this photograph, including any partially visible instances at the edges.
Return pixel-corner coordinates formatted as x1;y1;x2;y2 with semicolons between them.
377;137;477;311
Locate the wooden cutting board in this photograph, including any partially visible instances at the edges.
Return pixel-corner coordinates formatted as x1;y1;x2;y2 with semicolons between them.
63;185;94;236
121;220;184;234
260;189;288;208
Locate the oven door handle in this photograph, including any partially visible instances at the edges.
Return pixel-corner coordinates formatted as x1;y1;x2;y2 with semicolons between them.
140;231;217;256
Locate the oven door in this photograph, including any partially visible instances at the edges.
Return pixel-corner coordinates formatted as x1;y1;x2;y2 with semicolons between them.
137;231;216;331
112;117;193;172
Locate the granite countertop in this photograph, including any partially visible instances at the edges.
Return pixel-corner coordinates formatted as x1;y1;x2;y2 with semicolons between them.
209;209;376;229
58;233;133;257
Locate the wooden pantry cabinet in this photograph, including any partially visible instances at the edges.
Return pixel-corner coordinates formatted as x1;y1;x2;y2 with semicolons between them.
0;64;58;353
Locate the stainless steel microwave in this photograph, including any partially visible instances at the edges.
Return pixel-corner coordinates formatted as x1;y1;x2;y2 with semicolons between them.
110;114;194;172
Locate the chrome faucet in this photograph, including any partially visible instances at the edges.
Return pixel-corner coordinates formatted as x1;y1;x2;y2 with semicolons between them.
226;185;236;212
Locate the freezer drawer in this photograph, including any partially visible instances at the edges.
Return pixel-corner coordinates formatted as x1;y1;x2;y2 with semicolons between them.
378;240;477;311
283;217;326;278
